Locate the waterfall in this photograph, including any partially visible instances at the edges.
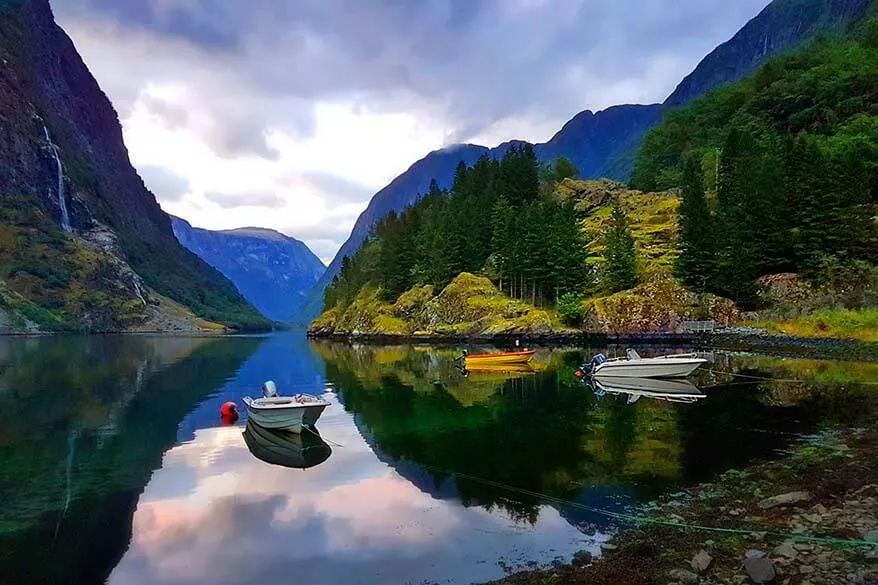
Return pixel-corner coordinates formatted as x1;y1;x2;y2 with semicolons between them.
41;123;71;232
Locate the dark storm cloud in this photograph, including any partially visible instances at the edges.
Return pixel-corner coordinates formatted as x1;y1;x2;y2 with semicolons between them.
204;191;286;209
55;0;771;149
139;164;191;201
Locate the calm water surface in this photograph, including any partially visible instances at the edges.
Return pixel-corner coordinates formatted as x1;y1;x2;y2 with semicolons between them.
1;333;877;585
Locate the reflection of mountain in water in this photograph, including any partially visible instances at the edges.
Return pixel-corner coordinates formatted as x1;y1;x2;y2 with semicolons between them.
243;420;332;470
0;336;264;585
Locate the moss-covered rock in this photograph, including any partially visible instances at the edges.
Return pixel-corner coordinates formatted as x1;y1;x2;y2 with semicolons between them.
583;276;740;334
309;273;560;337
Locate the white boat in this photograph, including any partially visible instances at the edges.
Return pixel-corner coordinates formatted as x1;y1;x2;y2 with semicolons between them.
583;348;707;378
242;381;330;433
589;376;706;404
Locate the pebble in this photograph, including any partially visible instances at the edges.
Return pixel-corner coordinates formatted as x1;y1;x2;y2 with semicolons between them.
773;541;797;559
758;491;811;509
668;568;699;584
690;550;712;573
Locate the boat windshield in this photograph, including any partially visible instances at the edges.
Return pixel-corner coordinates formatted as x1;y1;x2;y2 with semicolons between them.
626;348;642;360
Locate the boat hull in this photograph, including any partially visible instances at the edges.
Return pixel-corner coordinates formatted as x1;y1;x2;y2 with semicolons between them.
593;359;705;378
464;350;535;367
243;397;328;433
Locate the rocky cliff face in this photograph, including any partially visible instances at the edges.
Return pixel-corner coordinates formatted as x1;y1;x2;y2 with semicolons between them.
0;0;267;331
664;0;873;108
171;217;325;322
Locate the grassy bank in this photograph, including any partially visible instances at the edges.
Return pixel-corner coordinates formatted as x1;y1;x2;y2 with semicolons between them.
747;308;878;344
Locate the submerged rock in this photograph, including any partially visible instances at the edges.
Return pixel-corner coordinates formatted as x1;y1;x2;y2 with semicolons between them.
571;551;592;567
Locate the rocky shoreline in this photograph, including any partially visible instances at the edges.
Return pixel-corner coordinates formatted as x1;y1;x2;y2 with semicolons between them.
486;425;878;585
306;330;878;361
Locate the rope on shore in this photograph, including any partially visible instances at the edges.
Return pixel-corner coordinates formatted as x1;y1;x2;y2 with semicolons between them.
704;369;878;386
413;462;878;549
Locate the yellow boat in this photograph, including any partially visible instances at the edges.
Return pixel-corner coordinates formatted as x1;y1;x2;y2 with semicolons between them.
462;349;535;367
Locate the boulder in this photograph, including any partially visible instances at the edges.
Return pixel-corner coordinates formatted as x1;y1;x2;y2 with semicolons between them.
743;556;776;583
584;276;740;334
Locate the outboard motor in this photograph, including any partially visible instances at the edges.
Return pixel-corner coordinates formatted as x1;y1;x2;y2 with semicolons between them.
582;353;608;375
262;380;278;398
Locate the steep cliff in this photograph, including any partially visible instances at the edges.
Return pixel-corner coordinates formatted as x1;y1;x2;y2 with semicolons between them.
0;0;268;331
171;217;325;322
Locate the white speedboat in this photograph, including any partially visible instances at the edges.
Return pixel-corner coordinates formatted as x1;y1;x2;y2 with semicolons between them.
243;381;330;433
589;376;706;404
582;348;707;378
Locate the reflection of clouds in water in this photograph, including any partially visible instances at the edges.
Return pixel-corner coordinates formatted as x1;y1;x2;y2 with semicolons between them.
110;414;595;585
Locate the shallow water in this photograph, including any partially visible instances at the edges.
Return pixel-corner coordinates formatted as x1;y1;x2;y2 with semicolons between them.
1;333;876;585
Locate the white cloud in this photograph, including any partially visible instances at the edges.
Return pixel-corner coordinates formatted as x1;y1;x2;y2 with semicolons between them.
54;0;771;262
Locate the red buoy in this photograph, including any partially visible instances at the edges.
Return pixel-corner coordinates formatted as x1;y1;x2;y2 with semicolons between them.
574;370;584;378
220;401;238;416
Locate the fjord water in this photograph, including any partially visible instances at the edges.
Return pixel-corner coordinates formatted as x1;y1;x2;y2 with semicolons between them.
1;334;877;585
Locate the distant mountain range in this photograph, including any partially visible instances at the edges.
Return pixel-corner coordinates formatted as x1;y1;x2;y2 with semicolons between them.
171;217;326;322
294;0;875;325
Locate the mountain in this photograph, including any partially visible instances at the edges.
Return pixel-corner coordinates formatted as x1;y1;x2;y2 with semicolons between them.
0;0;269;331
171;217;326;322
664;0;874;108
294;0;874;325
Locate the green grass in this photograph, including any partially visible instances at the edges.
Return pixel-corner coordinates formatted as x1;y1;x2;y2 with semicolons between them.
747;308;878;342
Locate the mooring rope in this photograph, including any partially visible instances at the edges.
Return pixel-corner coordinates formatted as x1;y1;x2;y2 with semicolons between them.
704;369;878;386
411;462;878;549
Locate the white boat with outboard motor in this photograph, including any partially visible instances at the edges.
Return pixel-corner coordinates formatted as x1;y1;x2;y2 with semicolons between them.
580;348;707;379
242;381;330;433
589;376;706;404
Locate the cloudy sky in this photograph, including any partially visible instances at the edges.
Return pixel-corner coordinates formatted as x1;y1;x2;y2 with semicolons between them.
53;0;770;264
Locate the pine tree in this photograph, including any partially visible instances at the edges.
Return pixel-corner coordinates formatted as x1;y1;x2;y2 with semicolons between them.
675;151;716;291
602;199;638;293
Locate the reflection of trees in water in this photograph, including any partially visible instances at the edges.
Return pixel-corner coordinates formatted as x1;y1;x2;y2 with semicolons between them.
0;336;264;585
319;343;692;525
319;343;878;530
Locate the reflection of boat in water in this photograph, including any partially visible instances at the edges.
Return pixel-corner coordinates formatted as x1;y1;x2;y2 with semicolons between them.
242;420;332;469
460;349;535;367
588;376;706;404
463;363;537;378
582;348;707;378
242;381;330;433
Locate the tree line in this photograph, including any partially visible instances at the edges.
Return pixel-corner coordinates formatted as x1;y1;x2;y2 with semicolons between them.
636;24;878;306
324;145;604;310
